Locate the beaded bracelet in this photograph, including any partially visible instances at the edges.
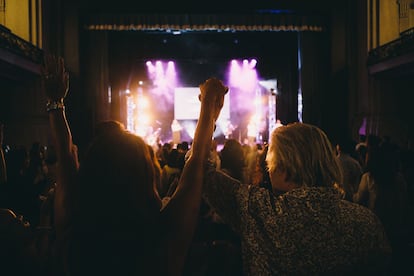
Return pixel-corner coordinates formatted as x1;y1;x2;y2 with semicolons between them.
46;100;65;112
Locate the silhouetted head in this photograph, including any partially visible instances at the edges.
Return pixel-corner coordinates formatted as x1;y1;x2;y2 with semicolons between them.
94;120;126;138
220;139;245;181
336;138;356;155
177;141;189;152
76;128;161;229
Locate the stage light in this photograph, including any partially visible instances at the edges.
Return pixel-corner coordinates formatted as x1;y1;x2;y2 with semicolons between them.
298;93;303;122
128;57;282;146
156;78;168;90
247;120;257;138
250;59;257;68
137;113;151;125
229;60;242;87
126;96;135;132
253;97;263;107
165;61;177;88
146;61;155;75
137;95;149;109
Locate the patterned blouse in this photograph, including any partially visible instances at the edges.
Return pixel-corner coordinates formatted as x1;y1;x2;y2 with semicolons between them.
203;169;392;275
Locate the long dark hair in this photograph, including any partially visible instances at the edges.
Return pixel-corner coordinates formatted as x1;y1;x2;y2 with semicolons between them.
67;125;162;274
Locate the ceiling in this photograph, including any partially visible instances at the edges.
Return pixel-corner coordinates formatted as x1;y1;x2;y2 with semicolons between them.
81;1;333;86
78;0;334;15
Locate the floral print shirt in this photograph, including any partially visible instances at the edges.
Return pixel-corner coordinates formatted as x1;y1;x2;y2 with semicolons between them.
203;169;392;275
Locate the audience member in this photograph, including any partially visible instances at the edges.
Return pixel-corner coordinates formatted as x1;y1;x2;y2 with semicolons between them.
0;188;56;275
355;134;368;170
177;141;189;154
202;122;391;275
147;144;162;198
336;138;363;201
42;54;228;275
242;143;257;185
157;142;173;168
219;139;246;183
159;148;183;198
353;138;410;271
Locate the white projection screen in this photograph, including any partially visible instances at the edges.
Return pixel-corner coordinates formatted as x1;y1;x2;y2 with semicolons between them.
174;87;230;121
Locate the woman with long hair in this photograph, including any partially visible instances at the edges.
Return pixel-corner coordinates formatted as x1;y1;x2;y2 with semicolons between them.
42;54;228;275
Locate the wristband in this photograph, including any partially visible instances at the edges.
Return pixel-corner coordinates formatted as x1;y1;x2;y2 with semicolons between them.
46;100;65;112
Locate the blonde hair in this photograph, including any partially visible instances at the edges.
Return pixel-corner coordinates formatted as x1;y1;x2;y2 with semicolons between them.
266;123;342;188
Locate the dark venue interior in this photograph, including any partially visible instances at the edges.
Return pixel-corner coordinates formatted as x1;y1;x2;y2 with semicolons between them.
1;0;414;274
0;0;408;149
2;0;412;152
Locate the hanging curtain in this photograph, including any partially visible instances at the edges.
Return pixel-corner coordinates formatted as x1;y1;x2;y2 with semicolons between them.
84;12;326;32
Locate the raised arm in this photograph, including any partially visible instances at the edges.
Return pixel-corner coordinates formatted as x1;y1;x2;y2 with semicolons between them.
160;78;228;275
42;55;78;235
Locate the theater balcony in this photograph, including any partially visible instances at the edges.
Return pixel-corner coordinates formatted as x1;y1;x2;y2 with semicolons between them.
367;27;414;78
0;24;42;81
0;24;46;149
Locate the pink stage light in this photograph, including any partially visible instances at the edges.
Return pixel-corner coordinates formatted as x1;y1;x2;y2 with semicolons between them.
146;61;155;75
228;58;259;92
155;61;163;75
145;60;178;104
250;59;257;68
166;61;177;88
229;60;241;87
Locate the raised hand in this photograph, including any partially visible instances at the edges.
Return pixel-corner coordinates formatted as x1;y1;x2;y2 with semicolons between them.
198;77;229;121
42;54;69;102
